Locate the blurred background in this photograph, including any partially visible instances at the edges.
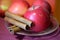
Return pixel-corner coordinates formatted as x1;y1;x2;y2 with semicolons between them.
54;0;60;24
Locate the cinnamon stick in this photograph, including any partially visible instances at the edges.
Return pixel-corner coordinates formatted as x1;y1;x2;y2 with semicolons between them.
4;17;29;30
5;11;32;27
8;26;21;32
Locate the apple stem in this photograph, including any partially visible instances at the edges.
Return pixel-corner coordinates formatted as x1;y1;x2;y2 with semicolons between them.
33;6;41;10
32;6;35;10
29;6;34;10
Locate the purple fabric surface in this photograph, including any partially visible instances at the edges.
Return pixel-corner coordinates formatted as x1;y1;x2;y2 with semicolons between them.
0;18;18;40
22;29;60;40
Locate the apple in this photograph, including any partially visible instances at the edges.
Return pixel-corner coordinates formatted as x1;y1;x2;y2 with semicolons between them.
8;0;29;16
33;0;51;13
0;10;5;17
24;6;51;32
0;0;12;17
45;0;55;13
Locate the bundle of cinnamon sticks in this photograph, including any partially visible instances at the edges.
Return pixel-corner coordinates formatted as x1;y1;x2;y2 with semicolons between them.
4;11;32;33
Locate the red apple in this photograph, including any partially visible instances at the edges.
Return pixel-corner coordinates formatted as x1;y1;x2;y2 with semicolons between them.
0;0;12;17
33;0;51;13
8;0;29;16
0;10;5;17
45;0;55;13
24;6;50;32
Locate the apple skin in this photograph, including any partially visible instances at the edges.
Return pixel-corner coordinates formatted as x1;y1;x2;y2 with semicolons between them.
45;0;55;12
24;6;50;32
8;0;29;16
0;10;5;17
0;0;12;17
33;0;51;13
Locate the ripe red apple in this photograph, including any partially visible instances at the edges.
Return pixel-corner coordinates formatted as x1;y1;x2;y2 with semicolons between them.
33;0;51;13
24;6;50;32
0;0;12;17
8;0;29;16
0;10;5;17
45;0;55;13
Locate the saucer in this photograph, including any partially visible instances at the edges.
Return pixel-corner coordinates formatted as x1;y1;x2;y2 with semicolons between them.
16;17;59;36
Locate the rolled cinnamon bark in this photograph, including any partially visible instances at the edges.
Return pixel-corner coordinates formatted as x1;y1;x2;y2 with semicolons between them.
5;11;32;27
8;27;14;34
13;27;21;32
10;25;16;28
8;26;21;32
4;17;30;30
